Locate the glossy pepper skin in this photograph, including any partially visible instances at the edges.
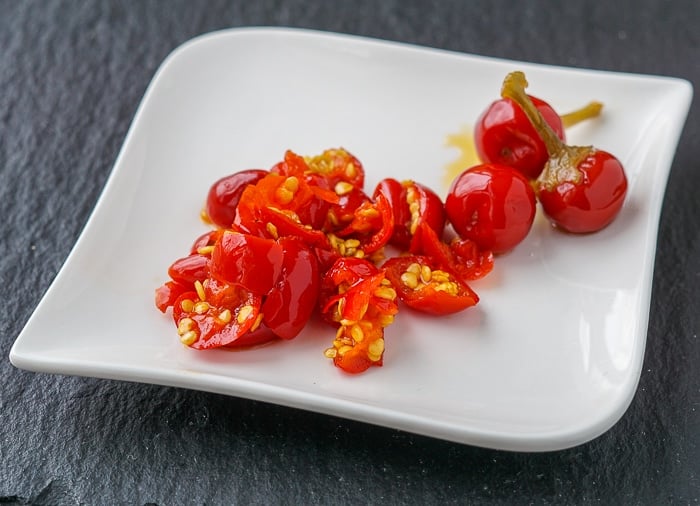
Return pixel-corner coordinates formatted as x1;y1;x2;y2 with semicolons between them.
537;149;628;233
445;163;536;254
260;236;321;340
157;232;320;349
205;169;268;228
475;95;565;180
501;71;628;234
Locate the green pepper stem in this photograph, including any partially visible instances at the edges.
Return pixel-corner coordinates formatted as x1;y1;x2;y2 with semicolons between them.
500;71;565;157
501;71;592;190
560;101;603;129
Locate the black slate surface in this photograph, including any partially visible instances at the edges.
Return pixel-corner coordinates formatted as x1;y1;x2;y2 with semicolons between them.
1;0;699;504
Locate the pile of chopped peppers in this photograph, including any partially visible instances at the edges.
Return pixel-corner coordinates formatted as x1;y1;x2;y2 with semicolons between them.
156;148;493;374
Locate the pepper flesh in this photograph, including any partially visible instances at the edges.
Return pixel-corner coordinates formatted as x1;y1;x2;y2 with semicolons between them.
320;257;398;374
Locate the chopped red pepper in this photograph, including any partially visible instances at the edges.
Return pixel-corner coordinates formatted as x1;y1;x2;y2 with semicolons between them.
260;237;320;340
373;178;446;252
415;223;494;282
158;229;322;348
172;281;265;349
320;257;398;374
383;255;478;315
204;169;268;228
155;280;190;313
303;147;365;189
334;192;394;255
210;232;284;295
157;146;496;374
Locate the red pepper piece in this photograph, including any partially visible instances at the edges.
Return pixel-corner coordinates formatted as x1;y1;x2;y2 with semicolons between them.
167;254;210;285
303;147;365;189
204;169;268;228
333;192;394;255
172;280;266;350
373;178;446;252
154;280;190;313
320;257;398;374
415;223;494;282
261;237;320;340
190;229;224;255
383;255;478;315
209;232;284;296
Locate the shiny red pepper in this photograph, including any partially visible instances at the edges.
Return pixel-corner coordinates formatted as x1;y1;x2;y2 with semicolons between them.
475;93;603;181
501;71;628;233
445;163;536;254
205;169;268;228
475;95;565;180
157;232;320;348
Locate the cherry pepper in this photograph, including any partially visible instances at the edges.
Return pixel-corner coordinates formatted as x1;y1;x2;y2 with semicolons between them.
475;94;603;180
474;94;566;180
501;71;628;234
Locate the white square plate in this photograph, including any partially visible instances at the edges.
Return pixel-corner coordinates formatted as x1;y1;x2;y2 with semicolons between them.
10;28;692;451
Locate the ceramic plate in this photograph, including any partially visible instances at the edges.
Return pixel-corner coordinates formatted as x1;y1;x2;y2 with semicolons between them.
10;28;692;451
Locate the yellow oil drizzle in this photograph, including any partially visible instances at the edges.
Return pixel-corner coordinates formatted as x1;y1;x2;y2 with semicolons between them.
443;125;481;190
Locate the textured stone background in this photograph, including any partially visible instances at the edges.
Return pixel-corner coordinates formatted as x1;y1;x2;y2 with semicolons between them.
1;0;698;503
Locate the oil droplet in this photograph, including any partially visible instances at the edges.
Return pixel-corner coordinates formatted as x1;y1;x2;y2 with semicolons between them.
444;125;481;190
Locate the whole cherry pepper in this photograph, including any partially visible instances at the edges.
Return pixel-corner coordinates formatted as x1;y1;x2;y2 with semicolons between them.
445;163;536;254
501;71;628;234
475;95;603;180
